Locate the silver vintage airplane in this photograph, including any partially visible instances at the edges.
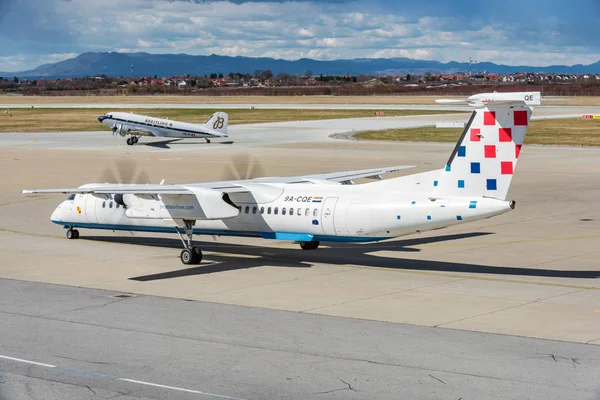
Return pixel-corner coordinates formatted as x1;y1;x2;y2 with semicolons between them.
98;111;228;145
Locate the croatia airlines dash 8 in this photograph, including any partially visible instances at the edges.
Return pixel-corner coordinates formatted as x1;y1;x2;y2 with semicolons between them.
97;111;228;145
26;92;541;265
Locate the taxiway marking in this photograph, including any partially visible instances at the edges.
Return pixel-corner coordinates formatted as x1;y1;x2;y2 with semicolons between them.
0;354;247;400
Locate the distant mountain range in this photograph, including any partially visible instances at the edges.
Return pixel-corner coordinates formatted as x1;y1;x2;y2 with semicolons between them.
2;52;600;78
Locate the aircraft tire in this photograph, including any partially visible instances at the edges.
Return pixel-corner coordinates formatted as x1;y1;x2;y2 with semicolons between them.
192;247;203;264
74;230;80;239
126;138;134;145
300;241;319;250
181;249;194;264
66;229;79;240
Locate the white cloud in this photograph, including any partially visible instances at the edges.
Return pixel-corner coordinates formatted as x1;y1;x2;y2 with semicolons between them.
1;0;599;71
0;53;78;73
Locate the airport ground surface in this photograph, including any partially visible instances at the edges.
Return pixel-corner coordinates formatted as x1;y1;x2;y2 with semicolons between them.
1;105;600;399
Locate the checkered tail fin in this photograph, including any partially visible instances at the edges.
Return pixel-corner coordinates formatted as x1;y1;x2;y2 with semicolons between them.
434;92;539;200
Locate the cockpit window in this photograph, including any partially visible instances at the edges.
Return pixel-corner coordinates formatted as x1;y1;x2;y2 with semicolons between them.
67;194;75;201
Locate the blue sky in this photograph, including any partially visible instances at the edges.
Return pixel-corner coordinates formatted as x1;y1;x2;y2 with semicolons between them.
0;0;599;71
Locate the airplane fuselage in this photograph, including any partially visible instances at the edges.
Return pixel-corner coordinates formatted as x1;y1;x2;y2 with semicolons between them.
50;182;512;243
98;112;226;139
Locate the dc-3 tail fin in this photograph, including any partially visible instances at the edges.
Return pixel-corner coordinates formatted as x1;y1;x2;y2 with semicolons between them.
433;92;541;200
204;112;228;137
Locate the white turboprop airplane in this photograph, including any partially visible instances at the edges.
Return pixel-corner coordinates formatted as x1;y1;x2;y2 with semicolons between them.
97;111;228;145
24;91;540;265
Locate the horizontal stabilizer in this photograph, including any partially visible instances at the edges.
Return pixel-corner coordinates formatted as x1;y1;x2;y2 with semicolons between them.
436;92;541;108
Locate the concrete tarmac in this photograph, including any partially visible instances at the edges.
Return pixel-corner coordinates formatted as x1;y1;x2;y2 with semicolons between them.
1;106;600;398
1;279;600;400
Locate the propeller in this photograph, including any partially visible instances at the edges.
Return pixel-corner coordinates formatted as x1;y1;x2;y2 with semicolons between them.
221;153;265;181
99;158;150;184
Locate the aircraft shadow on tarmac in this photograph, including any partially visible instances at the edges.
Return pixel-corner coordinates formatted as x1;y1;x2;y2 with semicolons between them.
144;139;234;149
84;232;600;281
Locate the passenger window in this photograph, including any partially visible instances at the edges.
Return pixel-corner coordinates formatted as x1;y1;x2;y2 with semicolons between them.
252;206;257;214
274;207;279;215
282;207;286;215
260;207;264;214
245;206;250;214
116;203;120;209
313;208;318;217
304;208;309;216
109;202;113;208
102;201;106;208
267;207;272;214
289;207;293;216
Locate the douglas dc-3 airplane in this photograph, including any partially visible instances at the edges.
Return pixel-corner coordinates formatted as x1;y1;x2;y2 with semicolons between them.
24;91;541;265
97;111;228;145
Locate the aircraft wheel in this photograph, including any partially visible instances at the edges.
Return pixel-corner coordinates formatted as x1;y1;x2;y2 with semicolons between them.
126;138;134;145
133;137;139;144
66;229;79;240
300;241;319;250
74;230;80;239
192;247;203;264
180;249;194;265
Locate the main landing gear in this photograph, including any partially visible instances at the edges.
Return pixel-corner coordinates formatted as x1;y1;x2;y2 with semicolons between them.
175;220;202;265
66;228;79;239
126;136;139;146
299;241;320;250
205;138;211;144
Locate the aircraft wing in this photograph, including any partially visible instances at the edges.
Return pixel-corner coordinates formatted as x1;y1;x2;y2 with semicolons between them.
300;165;414;182
22;184;192;195
22;166;414;195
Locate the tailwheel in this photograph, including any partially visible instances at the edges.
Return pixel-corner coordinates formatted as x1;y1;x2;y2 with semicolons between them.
300;241;320;250
66;228;79;240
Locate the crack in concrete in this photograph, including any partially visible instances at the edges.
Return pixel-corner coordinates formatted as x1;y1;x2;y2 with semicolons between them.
53;354;113;366
428;374;445;384
315;378;357;395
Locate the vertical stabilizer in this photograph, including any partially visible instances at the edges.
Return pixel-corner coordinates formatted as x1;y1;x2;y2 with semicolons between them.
204;112;228;136
434;92;540;200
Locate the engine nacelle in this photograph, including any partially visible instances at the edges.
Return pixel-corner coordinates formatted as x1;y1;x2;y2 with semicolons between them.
113;124;130;137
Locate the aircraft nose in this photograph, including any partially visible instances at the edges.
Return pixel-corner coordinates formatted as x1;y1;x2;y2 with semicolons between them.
50;204;63;222
98;116;107;123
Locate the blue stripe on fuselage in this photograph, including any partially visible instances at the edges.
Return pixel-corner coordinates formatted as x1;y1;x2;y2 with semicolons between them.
51;220;391;243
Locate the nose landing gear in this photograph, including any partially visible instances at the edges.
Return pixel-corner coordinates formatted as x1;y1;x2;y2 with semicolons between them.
66;228;79;239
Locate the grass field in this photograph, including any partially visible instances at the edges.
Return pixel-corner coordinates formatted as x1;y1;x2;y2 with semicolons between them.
0;108;463;133
1;95;600;106
355;118;600;146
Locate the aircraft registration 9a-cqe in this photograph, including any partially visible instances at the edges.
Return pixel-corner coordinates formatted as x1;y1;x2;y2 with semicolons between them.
24;91;541;265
